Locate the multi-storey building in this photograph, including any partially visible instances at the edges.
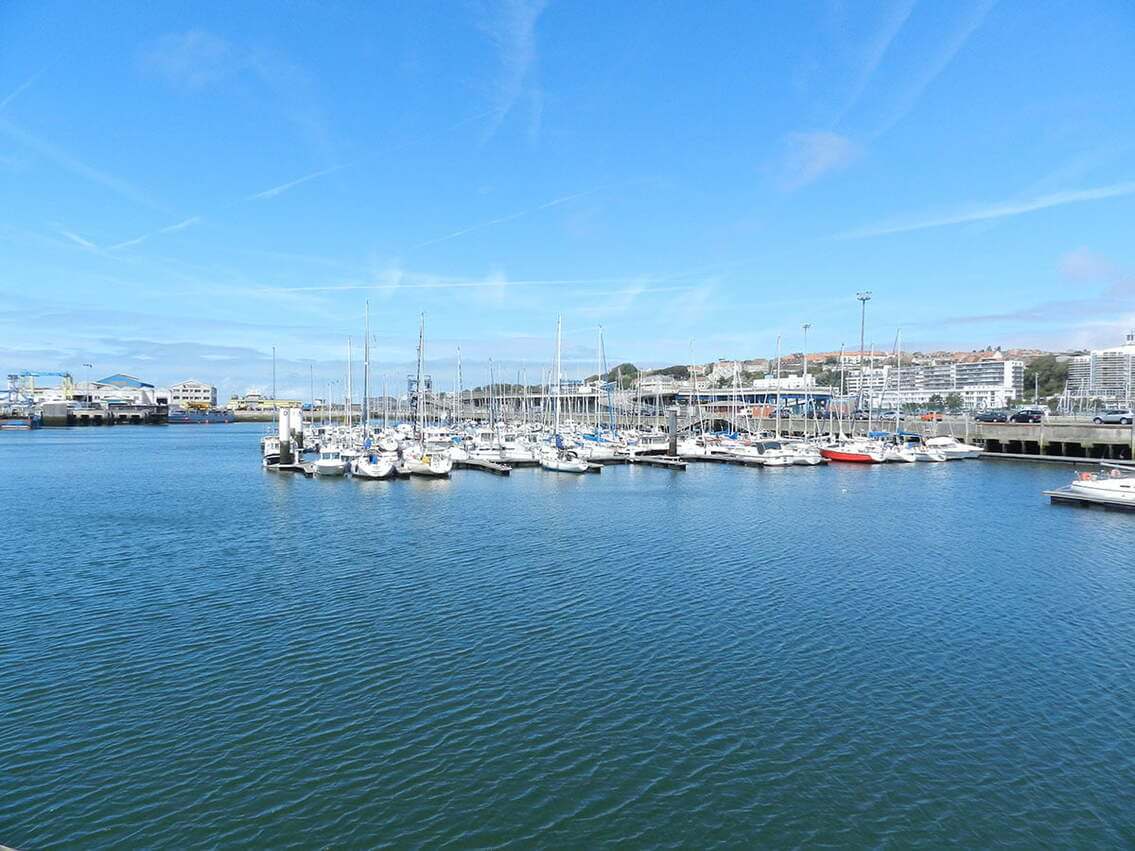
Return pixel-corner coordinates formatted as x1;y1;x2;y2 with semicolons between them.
1067;332;1135;402
846;358;1024;409
170;379;218;408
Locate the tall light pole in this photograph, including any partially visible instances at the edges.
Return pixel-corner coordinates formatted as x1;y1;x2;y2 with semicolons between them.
856;291;872;411
82;362;93;403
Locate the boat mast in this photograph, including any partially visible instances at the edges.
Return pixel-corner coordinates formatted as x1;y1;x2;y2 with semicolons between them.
363;301;370;431
554;316;562;436
415;312;425;438
802;323;811;440
775;335;782;440
895;328;902;428
346;337;353;431
596;326;603;433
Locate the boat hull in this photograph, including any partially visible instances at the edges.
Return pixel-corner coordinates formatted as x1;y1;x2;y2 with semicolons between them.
352;457;396;479
820;447;884;463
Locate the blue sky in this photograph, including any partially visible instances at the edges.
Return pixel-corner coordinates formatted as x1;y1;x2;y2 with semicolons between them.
2;0;1134;398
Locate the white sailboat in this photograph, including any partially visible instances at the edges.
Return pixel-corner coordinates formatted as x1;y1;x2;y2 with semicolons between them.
541;317;590;473
403;312;454;477
351;451;396;479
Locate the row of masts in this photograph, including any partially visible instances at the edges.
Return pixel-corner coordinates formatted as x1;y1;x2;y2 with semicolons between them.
300;305;915;435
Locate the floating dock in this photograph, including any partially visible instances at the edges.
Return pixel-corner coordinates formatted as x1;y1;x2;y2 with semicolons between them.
1044;486;1135;511
267;462;316;477
454;458;511;475
627;455;687;470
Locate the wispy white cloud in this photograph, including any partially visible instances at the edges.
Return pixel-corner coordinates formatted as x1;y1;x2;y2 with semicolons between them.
0;70;45;113
832;0;916;128
0;117;164;211
109;216;202;251
256;273;651;294
58;229;99;251
142;30;337;166
871;0;997;138
477;0;547;141
1059;247;1119;283
839;180;1135;239
140;30;242;91
410;186;602;250
247;164;346;200
775;131;858;189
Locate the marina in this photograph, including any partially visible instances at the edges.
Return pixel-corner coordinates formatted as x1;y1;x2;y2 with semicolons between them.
2;422;1133;848
4;1;1135;844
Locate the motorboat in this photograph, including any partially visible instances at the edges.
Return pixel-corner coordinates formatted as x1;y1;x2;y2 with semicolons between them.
1067;465;1135;504
314;448;349;476
883;444;918;463
676;436;714;458
925;435;983;460
908;444;948;462
261;435;281;467
785;442;826;465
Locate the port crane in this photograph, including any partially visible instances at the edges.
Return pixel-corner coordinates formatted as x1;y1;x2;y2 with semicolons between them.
6;371;75;403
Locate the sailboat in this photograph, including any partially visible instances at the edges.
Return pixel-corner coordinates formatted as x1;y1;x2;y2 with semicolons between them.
541;317;590;473
402;313;453;477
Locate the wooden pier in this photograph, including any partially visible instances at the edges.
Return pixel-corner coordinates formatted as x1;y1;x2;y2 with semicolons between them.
454;458;511;475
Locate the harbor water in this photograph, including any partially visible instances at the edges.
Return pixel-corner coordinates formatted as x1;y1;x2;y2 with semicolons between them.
2;424;1133;847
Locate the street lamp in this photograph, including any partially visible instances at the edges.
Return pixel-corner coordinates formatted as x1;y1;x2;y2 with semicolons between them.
82;362;93;403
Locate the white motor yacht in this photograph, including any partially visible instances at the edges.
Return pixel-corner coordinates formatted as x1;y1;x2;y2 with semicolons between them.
925;435;983;459
1067;466;1135;504
314;447;349;476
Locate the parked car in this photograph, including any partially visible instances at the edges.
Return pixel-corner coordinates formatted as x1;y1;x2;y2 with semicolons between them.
878;410;905;421
1093;408;1134;425
920;411;944;421
1009;408;1045;423
975;410;1010;423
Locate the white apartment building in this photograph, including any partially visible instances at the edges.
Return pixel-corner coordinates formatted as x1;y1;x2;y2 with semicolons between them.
1066;331;1135;402
170;379;218;408
847;358;1024;409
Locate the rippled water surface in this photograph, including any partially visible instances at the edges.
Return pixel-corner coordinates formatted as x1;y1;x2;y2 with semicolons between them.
2;424;1133;848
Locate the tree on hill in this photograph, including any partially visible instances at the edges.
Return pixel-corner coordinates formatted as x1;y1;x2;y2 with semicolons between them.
647;364;690;379
1023;355;1068;400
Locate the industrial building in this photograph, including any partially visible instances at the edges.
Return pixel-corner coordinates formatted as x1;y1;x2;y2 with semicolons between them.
170;379;218;408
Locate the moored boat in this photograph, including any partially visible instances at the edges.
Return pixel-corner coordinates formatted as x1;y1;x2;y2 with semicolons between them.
351;453;396;479
820;441;886;463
